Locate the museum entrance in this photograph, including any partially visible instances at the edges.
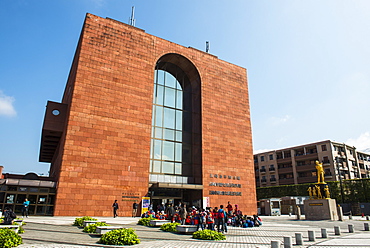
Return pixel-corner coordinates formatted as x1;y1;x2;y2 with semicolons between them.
148;185;203;212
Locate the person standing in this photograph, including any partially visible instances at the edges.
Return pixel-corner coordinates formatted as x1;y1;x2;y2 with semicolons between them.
226;201;233;215
112;200;119;218
218;205;228;233
132;201;138;217
166;203;175;222
179;204;187;224
22;198;30;218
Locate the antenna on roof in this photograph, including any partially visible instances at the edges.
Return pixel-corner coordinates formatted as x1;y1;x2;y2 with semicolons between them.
206;41;210;53
129;6;136;26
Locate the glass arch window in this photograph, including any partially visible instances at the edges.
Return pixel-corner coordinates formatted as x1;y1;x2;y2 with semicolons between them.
150;69;192;182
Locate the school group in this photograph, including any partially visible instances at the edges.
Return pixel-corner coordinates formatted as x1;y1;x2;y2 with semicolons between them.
141;201;262;233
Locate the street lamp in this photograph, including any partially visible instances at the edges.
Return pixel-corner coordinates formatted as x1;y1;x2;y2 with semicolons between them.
335;156;346;203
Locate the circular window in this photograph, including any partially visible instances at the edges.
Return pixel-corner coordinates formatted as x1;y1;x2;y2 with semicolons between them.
52;109;60;116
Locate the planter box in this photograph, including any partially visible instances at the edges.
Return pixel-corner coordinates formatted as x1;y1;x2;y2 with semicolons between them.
176;225;198;233
95;226;123;235
149;220;170;226
14;220;24;225
83;220;105;227
0;225;19;233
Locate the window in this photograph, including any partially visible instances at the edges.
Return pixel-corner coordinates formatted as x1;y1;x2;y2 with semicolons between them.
269;154;273;160
150;70;189;176
323;156;330;163
279;173;293;179
260;156;265;162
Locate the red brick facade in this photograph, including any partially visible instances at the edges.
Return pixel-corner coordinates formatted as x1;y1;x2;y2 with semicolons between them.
44;13;256;216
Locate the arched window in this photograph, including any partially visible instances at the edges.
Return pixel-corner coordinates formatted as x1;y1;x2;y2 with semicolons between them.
149;53;202;185
149;69;192;183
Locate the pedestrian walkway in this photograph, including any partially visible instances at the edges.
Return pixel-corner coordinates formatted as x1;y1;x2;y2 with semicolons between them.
17;215;370;247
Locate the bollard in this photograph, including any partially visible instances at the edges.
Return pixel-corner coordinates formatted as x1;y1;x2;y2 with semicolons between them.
271;240;281;248
283;236;292;248
334;226;341;235
337;206;344;221
308;230;315;241
366;215;369;221
296;206;301;220
295;233;303;245
348;224;354;233
321;228;327;238
364;223;369;231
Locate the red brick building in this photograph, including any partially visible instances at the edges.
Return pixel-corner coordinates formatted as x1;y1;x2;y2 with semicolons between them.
39;13;256;216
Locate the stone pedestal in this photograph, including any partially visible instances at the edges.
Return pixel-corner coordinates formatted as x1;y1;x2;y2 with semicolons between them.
304;199;338;220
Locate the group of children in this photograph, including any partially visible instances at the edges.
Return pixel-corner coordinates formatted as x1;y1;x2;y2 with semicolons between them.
141;201;262;232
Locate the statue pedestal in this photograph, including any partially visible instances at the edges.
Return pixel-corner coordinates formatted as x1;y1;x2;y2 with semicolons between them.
304;199;338;220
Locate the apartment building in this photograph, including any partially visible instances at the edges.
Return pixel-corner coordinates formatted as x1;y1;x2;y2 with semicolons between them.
254;140;370;188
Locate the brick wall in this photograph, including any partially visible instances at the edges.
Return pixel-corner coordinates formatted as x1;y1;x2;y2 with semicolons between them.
52;13;256;216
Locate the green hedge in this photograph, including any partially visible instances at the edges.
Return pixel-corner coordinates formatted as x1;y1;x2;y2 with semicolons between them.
193;229;226;240
257;178;370;203
73;216;98;227
83;222;110;233
0;228;23;248
137;217;156;226
98;228;140;246
160;222;179;232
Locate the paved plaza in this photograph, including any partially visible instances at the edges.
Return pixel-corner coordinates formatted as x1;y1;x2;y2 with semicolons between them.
16;215;370;247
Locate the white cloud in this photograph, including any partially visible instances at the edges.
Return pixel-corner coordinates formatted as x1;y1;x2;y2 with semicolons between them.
0;91;17;117
346;132;370;151
268;115;291;126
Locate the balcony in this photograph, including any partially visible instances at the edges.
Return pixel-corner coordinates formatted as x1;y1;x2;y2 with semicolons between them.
295;153;319;161
39;101;68;163
297;176;317;184
324;174;333;179
296;164;315;172
269;167;276;172
270;178;277;183
323;161;331;166
278;167;293;174
276;157;292;163
278;178;294;185
260;168;266;173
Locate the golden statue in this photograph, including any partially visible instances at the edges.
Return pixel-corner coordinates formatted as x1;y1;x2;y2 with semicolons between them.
315;160;325;184
312;186;317;198
315;185;322;199
307;187;313;199
324;185;331;199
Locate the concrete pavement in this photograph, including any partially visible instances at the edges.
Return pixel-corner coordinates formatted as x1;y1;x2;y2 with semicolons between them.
16;215;370;247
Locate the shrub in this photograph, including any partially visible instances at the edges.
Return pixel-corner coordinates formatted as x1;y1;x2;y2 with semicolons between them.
193;229;226;240
18;226;25;234
12;223;25;234
73;216;97;227
98;228;140;246
160;222;180;232
83;222;110;233
137;217;156;226
0;228;23;248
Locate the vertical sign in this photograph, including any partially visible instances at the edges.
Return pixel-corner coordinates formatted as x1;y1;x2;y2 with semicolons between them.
203;197;210;208
142;197;150;213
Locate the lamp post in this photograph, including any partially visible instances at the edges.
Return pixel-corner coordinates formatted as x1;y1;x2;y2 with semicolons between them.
335;156;345;203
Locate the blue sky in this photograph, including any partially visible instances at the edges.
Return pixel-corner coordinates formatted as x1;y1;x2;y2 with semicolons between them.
1;0;370;175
